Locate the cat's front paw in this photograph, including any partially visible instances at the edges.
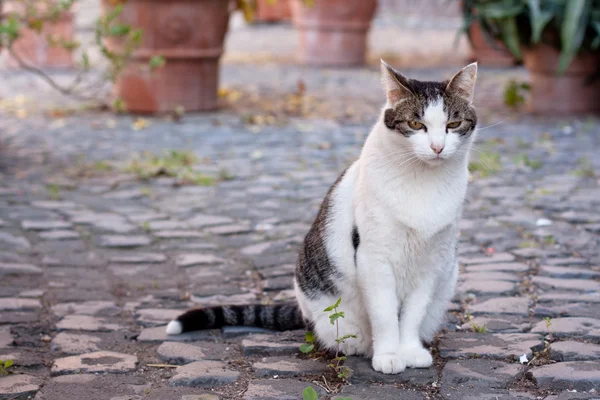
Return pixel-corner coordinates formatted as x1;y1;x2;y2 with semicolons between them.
399;345;433;368
372;353;406;374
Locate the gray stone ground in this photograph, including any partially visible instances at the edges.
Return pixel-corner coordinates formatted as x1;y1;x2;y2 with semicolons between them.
1;3;600;400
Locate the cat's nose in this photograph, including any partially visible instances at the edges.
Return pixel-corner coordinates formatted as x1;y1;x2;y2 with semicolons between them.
430;144;444;154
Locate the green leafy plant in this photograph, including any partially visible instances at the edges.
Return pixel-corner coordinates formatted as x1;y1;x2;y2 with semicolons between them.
302;386;319;400
504;80;531;108
513;154;543;169
573;157;596;177
461;0;600;73
124;150;215;186
0;359;14;376
299;331;316;354
468;150;502;178
466;311;487;333
0;0;164;110
324;298;356;381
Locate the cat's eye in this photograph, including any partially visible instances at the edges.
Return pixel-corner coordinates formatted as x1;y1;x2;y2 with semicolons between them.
446;121;462;129
408;121;424;130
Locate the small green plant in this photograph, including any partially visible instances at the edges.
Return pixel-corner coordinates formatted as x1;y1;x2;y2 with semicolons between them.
0;359;13;376
47;184;60;200
302;386;319;400
469;151;502;178
141;221;151;232
513;154;543;170
573;157;595;178
466;312;487;334
519;240;539;248
545;316;552;329
299;331;316;354
124;150;215;186
504;80;531;109
324;298;356;381
544;236;557;246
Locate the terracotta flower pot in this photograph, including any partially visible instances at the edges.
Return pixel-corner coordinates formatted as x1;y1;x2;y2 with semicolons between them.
468;22;516;67
104;0;230;114
522;44;600;115
291;0;377;66
255;0;291;23
5;1;74;69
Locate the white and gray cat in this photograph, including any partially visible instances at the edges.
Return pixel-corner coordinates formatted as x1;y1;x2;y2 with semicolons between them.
167;61;478;374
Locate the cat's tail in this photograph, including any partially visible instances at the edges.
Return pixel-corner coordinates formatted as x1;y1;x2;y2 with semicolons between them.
165;303;304;335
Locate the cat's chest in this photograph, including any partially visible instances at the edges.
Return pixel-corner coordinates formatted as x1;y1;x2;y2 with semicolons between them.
379;176;465;237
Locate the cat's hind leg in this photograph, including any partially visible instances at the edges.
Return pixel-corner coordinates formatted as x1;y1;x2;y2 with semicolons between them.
307;296;372;357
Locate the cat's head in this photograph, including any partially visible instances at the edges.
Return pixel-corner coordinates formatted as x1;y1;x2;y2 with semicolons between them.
380;60;478;165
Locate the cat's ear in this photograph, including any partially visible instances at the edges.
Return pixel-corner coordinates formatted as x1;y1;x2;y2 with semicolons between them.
380;59;413;104
446;62;477;103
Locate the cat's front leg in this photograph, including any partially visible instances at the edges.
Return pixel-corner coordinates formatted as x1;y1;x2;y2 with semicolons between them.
357;250;405;374
397;278;435;368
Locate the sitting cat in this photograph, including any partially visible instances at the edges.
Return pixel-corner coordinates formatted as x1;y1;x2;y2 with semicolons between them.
166;60;478;374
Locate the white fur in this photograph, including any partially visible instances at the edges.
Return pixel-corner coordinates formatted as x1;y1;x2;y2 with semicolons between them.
294;67;476;374
166;320;182;335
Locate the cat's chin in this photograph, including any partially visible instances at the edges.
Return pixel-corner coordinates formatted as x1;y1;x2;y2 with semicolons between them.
420;157;445;167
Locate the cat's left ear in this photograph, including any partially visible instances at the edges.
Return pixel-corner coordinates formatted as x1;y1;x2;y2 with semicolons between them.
446;62;477;103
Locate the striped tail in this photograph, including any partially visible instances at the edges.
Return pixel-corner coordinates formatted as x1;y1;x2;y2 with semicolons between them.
165;303;304;335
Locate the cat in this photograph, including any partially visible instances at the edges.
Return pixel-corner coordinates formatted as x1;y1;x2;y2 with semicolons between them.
166;60;478;374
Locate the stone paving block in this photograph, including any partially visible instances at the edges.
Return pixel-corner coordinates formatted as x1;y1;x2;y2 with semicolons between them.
469;297;529;316
460;316;530;334
18;289;44;298
108;253;167;264
439;332;543;360
205;224;251;236
529;361;600;391
222;326;276;338
253;357;325;377
0;232;31;249
180;395;220;400
0;326;13;348
51;374;97;384
56;315;122;332
333;385;426;400
137;326;216;343
533;302;600;319
461;272;519;282
187;214;233;228
537;293;600;304
169;361;239;387
22;220;72;230
545;257;589;266
511;247;546;258
50;332;101;354
533;276;600;292
441;388;535;400
0;298;41;311
0;263;42;276
540;266;600;279
98;235;151;248
176;254;225;267
157;342;230;364
136;309;181;327
31;201;79;210
460;253;516;265
241;335;302;356
39;230;80;240
0;374;39;399
52;301;118;317
346;357;436;385
52;351;138;375
441;359;523;391
458;280;517;295
243;379;326;400
154;230;205;239
550;341;600;361
531;317;600;340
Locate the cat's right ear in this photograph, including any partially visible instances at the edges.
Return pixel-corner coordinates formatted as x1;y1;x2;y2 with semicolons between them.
381;60;413;104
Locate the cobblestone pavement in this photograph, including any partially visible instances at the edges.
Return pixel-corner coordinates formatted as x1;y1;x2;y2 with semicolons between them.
1;10;600;400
